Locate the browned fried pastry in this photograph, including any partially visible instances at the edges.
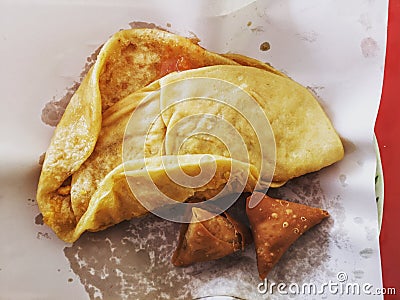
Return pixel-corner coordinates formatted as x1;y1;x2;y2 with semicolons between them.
172;207;252;267
246;192;330;279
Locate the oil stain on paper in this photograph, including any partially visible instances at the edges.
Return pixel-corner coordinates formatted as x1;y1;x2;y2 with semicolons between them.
63;173;348;300
41;46;101;127
361;37;379;58
41;20;350;300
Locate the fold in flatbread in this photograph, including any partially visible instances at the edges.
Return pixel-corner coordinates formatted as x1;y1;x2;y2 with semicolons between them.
37;29;239;241
159;66;344;186
246;192;330;279
37;28;343;243
172;207;252;266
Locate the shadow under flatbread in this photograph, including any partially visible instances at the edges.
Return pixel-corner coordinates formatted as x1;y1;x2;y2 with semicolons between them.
63;172;342;300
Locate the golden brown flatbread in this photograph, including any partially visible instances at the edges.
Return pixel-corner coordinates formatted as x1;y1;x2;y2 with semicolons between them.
159;65;344;186
246;192;330;279
37;29;238;241
37;28;343;243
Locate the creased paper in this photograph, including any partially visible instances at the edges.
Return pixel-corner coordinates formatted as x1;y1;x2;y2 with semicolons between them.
0;0;387;299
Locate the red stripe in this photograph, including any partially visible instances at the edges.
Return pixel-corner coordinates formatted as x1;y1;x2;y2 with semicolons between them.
375;0;400;297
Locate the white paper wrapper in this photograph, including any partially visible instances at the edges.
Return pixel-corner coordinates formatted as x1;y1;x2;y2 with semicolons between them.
0;0;387;299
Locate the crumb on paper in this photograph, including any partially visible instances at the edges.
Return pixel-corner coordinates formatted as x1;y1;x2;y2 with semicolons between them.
259;41;270;51
35;213;44;225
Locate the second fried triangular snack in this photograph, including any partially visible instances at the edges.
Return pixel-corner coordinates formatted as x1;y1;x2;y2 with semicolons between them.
172;207;252;267
246;192;330;279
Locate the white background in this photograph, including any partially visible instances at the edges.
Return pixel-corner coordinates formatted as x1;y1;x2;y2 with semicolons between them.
0;0;387;299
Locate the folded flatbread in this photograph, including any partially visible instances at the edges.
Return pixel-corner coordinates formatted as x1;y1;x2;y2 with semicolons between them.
37;28;343;243
246;192;330;279
172;207;252;266
37;29;238;241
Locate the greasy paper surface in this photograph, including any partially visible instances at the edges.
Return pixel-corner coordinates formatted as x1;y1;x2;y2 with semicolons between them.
0;0;387;299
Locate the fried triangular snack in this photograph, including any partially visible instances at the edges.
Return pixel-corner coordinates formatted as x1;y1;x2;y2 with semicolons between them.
246;192;330;279
172;207;252;267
